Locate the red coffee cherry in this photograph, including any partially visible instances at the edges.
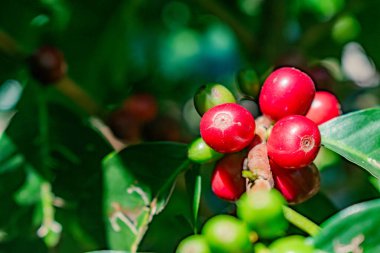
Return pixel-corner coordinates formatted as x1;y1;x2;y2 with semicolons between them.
211;152;246;201
259;67;315;121
122;93;158;123
28;46;67;85
107;109;141;142
200;103;255;153
307;65;336;91
267;115;321;169
271;160;320;204
142;115;183;142
305;91;342;125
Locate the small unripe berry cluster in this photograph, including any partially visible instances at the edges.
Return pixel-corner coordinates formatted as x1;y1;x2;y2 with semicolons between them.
176;189;315;253
188;67;342;204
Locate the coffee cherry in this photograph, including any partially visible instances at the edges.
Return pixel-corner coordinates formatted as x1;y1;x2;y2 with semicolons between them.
269;235;314;253
237;190;288;239
267;115;321;169
307;65;336;91
176;235;211;253
259;67;315;121
107;109;141;142
271;161;320;204
305;91;341;125
122;93;158;123
236;68;260;98
142;115;183;142
238;97;260;118
28;46;67;85
200;103;255;153
188;137;223;164
202;215;251;253
194;83;236;116
211;152;246;201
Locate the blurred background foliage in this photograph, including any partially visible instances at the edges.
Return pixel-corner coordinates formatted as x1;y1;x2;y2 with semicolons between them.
0;0;379;252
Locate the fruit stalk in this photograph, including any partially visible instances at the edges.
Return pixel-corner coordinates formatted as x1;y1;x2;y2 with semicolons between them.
283;206;321;236
55;76;106;118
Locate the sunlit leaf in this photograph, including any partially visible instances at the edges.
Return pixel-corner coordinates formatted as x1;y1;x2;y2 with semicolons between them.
185;165;202;233
319;107;380;178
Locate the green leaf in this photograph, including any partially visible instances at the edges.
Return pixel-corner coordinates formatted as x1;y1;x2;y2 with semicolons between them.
319;107;380;178
4;82;113;249
0;134;27;196
313;198;380;253
86;251;130;253
369;176;380;192
102;142;190;252
185;165;202;233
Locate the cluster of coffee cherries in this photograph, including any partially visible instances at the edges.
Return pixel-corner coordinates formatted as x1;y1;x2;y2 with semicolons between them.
179;67;341;252
177;189;316;253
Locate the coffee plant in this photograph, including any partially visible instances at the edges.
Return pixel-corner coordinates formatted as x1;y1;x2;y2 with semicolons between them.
0;0;379;253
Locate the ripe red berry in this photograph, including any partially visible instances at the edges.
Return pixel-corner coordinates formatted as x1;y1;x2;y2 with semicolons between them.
271;160;320;204
107;109;141;142
308;65;336;91
142;115;183;142
122;93;158;123
259;67;315;121
267;115;321;169
305;91;342;125
200;103;255;153
211;152;246;201
28;46;67;85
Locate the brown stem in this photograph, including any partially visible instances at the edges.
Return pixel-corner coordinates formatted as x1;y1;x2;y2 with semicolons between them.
55;76;107;119
0;30;25;58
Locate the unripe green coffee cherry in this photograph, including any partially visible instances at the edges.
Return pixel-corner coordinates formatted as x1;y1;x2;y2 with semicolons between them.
237;189;288;238
269;235;314;253
238;97;260;118
188;137;223;164
236;68;260;98
176;234;211;253
202;215;251;253
194;83;236;116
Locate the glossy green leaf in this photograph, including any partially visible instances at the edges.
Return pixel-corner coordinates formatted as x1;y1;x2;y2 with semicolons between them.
185;165;202;233
369;176;380;192
86;251;130;253
0;133;38;243
0;134;27;196
313;198;380;253
102;142;190;252
319;107;380;178
4;82;113;249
